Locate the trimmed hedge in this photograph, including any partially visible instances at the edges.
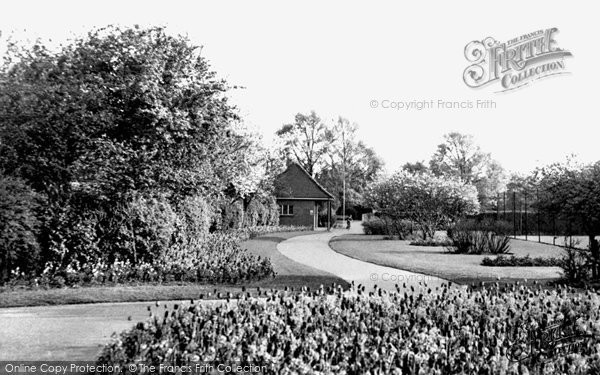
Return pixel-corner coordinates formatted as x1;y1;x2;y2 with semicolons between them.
482;255;562;267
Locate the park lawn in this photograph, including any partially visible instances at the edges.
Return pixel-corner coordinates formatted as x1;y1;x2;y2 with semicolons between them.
1;231;347;308
329;234;564;285
0;284;251;308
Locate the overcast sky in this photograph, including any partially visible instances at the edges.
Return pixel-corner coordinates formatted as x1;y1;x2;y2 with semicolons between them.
1;1;598;174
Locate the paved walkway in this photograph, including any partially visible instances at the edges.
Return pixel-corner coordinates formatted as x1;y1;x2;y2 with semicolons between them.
278;223;449;293
0;300;204;360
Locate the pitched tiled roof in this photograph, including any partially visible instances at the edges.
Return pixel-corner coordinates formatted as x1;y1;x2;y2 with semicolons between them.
275;163;334;200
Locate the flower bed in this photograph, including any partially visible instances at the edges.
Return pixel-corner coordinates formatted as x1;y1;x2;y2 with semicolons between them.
482;255;563;267
99;283;600;374
6;233;281;289
4;226;313;289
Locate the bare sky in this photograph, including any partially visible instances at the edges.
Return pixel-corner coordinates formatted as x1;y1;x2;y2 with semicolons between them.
1;0;598;174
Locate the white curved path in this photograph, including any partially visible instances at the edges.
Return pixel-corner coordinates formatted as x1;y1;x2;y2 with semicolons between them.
278;224;450;293
0;299;206;360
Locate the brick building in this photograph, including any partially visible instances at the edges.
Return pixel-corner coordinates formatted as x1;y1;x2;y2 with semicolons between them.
274;163;334;229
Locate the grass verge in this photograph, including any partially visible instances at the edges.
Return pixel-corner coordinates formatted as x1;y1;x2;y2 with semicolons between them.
329;234;563;286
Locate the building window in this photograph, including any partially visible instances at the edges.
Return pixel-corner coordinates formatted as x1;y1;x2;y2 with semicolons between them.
279;204;294;216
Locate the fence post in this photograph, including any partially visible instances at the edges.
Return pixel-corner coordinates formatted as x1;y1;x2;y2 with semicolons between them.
496;193;500;220
503;192;506;221
553;215;556;245
513;191;516;238
537;187;541;243
519;201;522;236
524;192;528;241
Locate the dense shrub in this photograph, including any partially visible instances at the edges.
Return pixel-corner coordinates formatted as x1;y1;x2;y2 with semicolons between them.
561;247;590;283
244;199;262;228
264;199;280;227
176;196;214;240
36;191;112;269
215;197;280;231
243;196;279;227
362;217;388;235
218;199;244;230
447;219;511;254
446;223;473;254
111;195;283;266
388;219;415;239
559;237;595;284
482;255;562;267
99;283;600;374
410;239;453;247
366;171;479;240
34;193;185;271
0;175;42;282
363;217;414;239
487;233;511;254
126;194;181;263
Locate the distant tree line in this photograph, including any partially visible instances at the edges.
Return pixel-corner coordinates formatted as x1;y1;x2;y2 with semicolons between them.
275;111;384;220
402;132;507;211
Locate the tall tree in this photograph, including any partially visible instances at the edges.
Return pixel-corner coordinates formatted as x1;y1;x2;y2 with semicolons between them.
0;26;241;201
366;171;479;239
402;161;429;174
429;132;506;209
476;159;507;208
0;25;269;265
534;159;600;279
317;117;383;214
275;111;329;176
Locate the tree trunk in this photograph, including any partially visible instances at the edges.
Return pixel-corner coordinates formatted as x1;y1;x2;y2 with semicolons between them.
590;235;599;279
131;222;137;265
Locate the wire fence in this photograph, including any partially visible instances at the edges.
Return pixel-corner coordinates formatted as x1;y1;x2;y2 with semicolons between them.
479;190;595;248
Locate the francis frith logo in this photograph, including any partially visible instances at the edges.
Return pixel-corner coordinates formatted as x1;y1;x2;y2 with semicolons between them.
508;317;593;365
463;28;572;92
